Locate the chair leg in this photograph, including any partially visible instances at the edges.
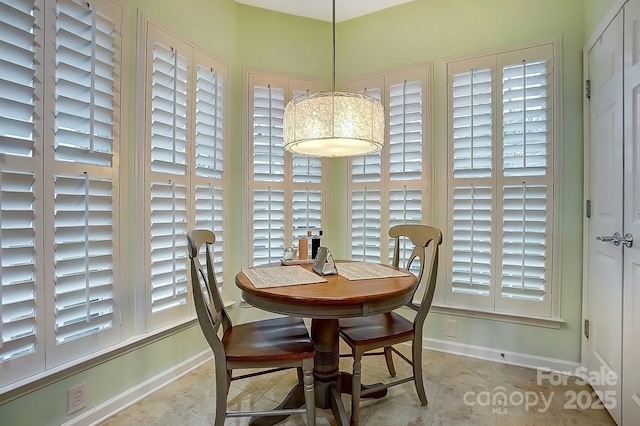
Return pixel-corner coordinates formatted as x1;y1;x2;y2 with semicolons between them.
302;358;316;426
383;346;396;377
351;348;363;426
412;340;428;406
214;363;229;426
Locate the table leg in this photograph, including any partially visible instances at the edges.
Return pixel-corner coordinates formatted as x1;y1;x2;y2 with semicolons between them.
250;318;387;426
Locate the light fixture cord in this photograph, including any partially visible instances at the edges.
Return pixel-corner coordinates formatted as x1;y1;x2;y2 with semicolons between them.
332;0;336;91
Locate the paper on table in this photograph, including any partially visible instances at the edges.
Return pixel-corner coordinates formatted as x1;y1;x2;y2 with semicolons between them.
242;265;328;289
336;262;412;281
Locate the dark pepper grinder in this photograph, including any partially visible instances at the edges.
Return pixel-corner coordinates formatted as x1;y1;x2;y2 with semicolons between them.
311;230;322;259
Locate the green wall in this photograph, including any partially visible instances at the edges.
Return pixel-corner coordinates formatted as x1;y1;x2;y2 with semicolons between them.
1;1;624;424
585;0;622;39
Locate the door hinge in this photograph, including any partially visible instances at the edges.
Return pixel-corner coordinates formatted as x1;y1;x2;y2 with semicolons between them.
586;200;591;218
584;319;590;339
585;79;591;99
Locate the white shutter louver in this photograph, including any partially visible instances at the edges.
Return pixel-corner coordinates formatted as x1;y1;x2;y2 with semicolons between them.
0;0;39;366
53;174;114;343
0;0;36;158
253;85;285;182
195;64;224;179
151;42;189;175
252;189;285;265
51;0;120;351
452;68;493;178
501;184;547;301
389;80;422;181
502;60;548;176
451;186;492;296
54;0;116;166
351;189;381;262
195;184;224;285
292;189;322;236
150;182;188;312
389;187;423;270
352;87;382;183
0;170;37;360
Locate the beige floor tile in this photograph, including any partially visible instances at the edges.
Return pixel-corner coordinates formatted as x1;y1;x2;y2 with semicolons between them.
100;349;617;426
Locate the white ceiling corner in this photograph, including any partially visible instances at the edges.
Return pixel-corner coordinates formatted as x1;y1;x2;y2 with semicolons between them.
234;0;414;22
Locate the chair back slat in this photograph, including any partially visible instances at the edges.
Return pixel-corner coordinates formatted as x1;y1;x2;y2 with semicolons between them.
389;224;443;328
187;230;231;360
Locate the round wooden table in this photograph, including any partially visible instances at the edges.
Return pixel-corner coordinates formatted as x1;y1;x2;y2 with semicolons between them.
235;262;417;426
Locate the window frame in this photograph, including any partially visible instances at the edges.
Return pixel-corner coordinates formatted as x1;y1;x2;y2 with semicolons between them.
434;38;563;323
346;63;434;267
0;0;125;388
243;69;329;267
139;16;229;331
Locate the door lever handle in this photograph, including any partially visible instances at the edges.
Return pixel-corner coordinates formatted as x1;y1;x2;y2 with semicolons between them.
596;232;621;244
596;232;633;248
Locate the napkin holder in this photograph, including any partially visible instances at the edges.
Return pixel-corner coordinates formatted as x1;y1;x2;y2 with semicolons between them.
312;247;338;275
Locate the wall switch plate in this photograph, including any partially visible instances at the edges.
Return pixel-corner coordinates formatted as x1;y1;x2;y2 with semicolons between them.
67;383;87;415
445;319;457;337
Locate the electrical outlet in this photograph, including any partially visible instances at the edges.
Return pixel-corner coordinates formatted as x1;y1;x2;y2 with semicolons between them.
445;319;457;337
67;383;87;415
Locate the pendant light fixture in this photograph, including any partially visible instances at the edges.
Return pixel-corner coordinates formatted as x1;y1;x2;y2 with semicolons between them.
283;0;385;157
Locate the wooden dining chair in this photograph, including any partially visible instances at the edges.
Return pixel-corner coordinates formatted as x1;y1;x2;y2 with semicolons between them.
187;230;316;426
339;224;442;425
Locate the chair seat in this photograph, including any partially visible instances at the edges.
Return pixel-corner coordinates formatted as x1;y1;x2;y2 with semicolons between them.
339;311;414;347
223;316;315;363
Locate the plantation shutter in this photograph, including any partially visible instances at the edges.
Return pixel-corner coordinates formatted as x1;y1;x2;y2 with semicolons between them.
388;187;423;268
387;75;426;268
148;30;190;316
0;0;42;382
247;73;326;266
350;85;383;261
251;83;285;265
501;184;547;301
452;68;493;178
348;67;430;265
497;49;553;315
53;175;114;344
389;80;423;181
351;189;382;262
253;188;285;265
451;186;492;296
193;56;226;286
446;46;554;316
195;185;224;284
252;85;285;182
48;0;121;364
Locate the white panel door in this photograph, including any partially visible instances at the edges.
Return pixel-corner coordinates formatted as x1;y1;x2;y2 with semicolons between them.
585;10;624;424
623;0;640;422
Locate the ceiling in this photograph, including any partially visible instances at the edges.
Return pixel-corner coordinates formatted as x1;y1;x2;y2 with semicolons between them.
234;0;414;22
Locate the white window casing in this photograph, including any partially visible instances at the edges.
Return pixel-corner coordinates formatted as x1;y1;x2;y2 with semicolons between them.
143;20;227;330
347;65;432;274
445;42;556;318
1;0;124;385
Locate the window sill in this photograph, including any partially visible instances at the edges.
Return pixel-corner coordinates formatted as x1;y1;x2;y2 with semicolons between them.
429;303;565;329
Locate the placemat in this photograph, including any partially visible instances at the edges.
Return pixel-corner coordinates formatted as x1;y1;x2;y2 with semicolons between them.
336;262;412;281
242;265;327;288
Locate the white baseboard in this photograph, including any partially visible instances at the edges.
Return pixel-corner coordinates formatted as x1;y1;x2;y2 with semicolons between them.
423;337;581;374
61;349;213;426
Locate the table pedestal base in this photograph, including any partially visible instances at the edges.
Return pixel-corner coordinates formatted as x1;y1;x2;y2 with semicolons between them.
249;319;387;426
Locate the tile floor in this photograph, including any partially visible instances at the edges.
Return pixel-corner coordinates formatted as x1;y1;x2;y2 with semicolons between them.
100;345;617;425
